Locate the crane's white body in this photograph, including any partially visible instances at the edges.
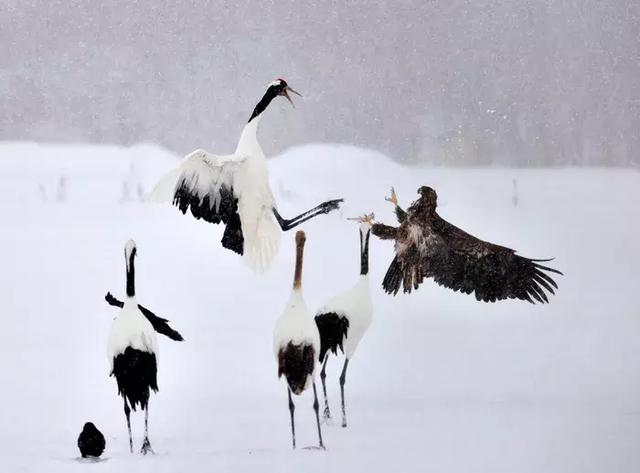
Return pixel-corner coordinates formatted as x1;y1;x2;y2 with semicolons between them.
150;91;280;273
107;297;158;370
233;116;281;272
317;275;372;359
273;289;321;388
150;113;281;273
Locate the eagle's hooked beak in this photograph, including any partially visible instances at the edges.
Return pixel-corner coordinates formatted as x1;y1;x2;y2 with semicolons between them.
283;86;302;108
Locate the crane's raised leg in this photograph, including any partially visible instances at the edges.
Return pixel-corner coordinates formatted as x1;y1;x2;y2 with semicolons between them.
339;359;349;428
320;354;331;420
123;397;133;453
272;199;343;231
312;381;325;450
287;387;296;449
140;401;155;455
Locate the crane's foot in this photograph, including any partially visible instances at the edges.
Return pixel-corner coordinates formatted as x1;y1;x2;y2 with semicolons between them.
140;437;155;455
303;445;326;451
321;199;343;214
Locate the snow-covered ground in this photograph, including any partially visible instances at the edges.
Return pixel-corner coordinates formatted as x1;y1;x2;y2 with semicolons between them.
0;142;638;472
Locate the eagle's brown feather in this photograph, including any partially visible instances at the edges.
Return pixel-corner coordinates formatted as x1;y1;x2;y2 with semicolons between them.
374;186;561;303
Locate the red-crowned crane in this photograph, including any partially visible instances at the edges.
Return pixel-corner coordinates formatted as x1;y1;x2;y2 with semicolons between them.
106;240;183;454
273;231;324;450
315;214;373;427
150;79;343;273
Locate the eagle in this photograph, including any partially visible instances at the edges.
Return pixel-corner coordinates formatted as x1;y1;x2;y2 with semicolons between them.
370;186;562;303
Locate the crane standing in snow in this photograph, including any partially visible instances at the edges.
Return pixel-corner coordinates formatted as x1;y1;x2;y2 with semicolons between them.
151;79;343;273
315;214;373;427
273;231;324;450
106;240;183;454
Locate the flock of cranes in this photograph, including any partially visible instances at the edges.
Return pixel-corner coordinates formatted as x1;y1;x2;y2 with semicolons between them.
88;79;561;457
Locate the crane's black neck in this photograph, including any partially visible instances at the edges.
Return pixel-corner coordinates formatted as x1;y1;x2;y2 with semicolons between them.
359;227;370;275
126;250;136;297
248;87;280;123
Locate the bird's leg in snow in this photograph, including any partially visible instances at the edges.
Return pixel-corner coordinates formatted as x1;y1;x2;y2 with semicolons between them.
272;199;343;231
140;403;155;455
312;381;325;450
123;397;133;453
287;387;296;449
320;354;331;420
339;359;349;428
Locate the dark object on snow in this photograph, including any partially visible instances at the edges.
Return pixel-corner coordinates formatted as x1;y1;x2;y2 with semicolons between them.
372;186;562;303
105;292;184;341
77;422;105;458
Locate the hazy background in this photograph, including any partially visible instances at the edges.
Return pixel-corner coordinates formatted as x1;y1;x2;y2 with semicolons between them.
1;0;639;166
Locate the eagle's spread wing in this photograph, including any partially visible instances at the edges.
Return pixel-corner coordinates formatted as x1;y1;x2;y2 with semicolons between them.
394;205;408;223
382;214;562;303
149;149;246;255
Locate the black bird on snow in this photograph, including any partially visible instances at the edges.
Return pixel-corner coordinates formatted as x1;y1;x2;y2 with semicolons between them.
370;186;562;303
106;240;183;454
77;422;105;458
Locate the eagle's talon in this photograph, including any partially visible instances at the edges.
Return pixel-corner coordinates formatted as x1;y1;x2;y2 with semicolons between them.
385;187;398;206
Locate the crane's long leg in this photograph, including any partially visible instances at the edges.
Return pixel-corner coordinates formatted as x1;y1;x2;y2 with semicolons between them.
320;354;331;420
272;199;343;231
312;381;325;449
287;387;296;449
140;400;155;455
339;359;350;428
123;397;133;453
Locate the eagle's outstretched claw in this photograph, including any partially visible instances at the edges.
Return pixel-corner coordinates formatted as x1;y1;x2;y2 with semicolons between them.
385;187;398;206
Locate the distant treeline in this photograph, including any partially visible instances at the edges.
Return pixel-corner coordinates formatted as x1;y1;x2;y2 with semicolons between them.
1;1;638;166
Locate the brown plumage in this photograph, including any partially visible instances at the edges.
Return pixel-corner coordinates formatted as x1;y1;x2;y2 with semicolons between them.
372;186;562;303
277;342;316;395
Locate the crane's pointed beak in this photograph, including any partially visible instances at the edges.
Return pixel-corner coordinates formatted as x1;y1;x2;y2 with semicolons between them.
283;86;302;108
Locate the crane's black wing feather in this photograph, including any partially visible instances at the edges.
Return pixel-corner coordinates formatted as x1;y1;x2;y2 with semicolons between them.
105;293;184;341
152;150;245;255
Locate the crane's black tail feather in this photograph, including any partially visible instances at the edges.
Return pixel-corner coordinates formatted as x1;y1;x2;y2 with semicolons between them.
314;312;349;361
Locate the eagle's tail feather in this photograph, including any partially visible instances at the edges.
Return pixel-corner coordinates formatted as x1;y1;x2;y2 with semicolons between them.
382;256;403;295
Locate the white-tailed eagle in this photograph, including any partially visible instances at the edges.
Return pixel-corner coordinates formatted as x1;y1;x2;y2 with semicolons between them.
371;186;562;303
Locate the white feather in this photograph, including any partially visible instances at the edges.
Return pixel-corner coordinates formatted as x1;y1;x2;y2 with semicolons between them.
273;290;320;373
317;276;372;359
149;115;283;273
107;298;158;370
148;149;243;206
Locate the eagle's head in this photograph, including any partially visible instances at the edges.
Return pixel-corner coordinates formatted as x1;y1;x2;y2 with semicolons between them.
409;186;438;212
408;186;438;215
417;186;438;204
